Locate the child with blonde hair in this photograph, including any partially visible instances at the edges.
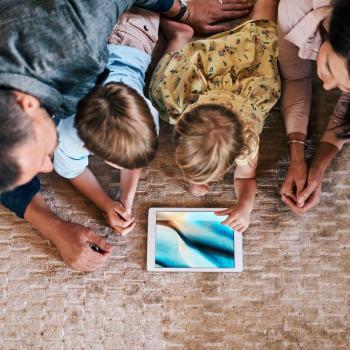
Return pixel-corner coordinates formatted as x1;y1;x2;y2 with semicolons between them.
150;0;281;232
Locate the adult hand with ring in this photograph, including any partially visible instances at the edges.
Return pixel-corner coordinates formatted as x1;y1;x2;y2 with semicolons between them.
183;0;253;34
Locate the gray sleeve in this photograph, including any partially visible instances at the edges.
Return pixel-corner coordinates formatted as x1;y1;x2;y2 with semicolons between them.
132;0;173;12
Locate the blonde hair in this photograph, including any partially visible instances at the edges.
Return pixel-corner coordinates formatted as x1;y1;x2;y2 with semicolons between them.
75;83;158;169
174;104;244;184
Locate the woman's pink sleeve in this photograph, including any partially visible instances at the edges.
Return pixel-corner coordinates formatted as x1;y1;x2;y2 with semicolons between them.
278;23;313;136
320;92;350;149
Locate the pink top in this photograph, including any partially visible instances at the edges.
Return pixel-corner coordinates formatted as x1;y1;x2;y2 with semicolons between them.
278;0;350;149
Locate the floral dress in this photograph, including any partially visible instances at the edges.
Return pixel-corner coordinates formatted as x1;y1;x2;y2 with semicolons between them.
150;19;281;167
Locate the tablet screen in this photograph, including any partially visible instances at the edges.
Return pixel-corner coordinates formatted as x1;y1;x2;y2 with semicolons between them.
155;211;235;268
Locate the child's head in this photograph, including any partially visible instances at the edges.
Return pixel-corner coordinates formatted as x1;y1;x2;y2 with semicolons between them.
75;83;158;169
174;104;244;184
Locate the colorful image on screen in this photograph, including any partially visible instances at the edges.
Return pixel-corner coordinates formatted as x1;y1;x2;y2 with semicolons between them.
155;211;235;268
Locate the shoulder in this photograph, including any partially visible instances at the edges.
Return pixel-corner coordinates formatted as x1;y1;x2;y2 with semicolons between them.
56;116;89;158
54;115;90;179
278;0;314;34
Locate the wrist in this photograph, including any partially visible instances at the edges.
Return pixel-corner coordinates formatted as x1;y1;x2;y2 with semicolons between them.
179;2;190;23
310;157;328;176
290;144;306;162
100;197;116;212
237;199;254;213
43;217;68;245
165;0;188;21
311;142;339;174
288;132;306;162
119;194;134;210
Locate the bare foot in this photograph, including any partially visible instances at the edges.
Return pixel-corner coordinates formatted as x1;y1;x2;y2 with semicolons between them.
188;183;210;197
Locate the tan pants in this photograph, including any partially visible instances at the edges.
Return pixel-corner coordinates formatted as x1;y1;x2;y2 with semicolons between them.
108;7;160;56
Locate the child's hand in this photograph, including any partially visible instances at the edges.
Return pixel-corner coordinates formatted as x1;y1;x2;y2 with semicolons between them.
103;201;135;236
215;204;252;233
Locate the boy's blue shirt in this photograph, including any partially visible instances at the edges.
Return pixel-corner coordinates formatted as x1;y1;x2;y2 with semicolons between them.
0;0;170;218
0;0;172;118
54;45;160;180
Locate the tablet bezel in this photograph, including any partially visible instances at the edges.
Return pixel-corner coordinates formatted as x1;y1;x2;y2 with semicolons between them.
147;207;243;272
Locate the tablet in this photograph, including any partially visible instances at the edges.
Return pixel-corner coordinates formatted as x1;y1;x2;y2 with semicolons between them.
147;208;243;272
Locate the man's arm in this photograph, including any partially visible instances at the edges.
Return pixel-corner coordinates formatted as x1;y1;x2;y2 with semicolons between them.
0;175;113;272
24;192;113;271
1;176;41;219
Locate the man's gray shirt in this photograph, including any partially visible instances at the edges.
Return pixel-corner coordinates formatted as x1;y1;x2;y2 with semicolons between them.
0;0;171;118
0;0;172;218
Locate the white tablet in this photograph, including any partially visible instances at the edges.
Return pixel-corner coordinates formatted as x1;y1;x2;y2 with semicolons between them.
147;208;243;272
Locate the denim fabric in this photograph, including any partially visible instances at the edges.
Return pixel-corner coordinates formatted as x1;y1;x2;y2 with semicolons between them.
0;0;172;218
0;177;41;219
0;0;172;118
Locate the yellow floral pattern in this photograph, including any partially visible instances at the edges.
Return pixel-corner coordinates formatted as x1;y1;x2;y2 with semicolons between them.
150;20;281;166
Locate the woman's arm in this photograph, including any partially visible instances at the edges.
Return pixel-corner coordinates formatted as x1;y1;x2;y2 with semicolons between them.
292;93;350;212
278;13;313;210
320;92;350;149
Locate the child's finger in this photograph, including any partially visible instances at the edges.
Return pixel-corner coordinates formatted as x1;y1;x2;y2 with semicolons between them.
115;206;133;221
230;222;242;231
281;195;303;215
222;215;239;226
107;212;133;229
121;222;136;237
214;208;231;216
114;222;136;236
234;224;244;233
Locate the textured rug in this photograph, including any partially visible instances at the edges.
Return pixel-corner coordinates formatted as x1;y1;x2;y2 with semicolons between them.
0;58;349;350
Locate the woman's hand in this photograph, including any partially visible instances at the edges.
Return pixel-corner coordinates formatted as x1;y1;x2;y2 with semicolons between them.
280;158;308;212
281;166;324;214
297;167;324;212
281;142;338;214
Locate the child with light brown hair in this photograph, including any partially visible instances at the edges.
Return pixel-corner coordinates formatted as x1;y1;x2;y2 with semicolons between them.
54;8;160;236
150;0;281;232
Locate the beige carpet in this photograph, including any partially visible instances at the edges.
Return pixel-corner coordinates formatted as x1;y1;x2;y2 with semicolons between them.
0;70;349;349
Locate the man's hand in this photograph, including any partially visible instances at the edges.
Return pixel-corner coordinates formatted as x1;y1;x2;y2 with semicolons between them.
215;203;252;232
183;0;252;35
103;200;135;236
52;221;113;272
280;159;308;213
